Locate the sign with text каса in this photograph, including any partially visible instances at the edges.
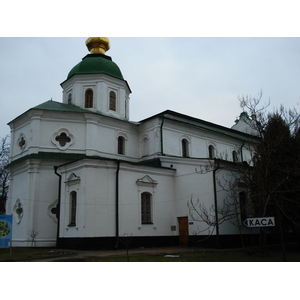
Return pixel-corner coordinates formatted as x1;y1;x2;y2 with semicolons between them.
243;217;275;228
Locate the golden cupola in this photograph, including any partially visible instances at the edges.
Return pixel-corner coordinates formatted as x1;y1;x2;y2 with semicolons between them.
85;37;110;54
66;37;124;80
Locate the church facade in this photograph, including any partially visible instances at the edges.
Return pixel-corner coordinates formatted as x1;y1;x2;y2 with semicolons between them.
6;38;258;248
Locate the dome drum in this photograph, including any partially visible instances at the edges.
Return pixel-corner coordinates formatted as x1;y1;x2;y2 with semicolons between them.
61;37;131;121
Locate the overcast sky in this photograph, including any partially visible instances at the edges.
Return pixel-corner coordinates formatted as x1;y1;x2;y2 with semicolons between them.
1;36;300;138
1;0;298;292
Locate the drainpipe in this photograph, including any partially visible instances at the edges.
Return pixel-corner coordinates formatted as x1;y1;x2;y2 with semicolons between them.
115;161;120;248
213;160;220;247
160;115;165;155
54;166;61;247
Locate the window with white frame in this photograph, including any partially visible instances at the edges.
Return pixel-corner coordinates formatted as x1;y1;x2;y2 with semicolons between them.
182;138;189;157
118;136;125;155
141;192;152;224
85;89;93;108
208;145;215;158
109;91;116;111
69;191;77;226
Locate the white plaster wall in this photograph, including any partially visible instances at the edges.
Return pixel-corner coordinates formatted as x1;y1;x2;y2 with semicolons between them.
138;119;162;157
118;164;176;237
160;156;247;236
38;112;86;153
59;160;117;238
10;107;143;162
59;160;177;239
8;160;60;247
61;74;131;120
161;119;249;161
174;160;215;235
7;100;258;247
7;167;31;246
29;162;59;246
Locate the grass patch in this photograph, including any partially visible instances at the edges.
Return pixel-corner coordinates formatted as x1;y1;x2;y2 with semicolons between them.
77;250;300;262
1;246;299;262
0;247;77;262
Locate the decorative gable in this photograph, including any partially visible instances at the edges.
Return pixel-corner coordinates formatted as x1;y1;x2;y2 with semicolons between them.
136;175;158;187
64;173;81;186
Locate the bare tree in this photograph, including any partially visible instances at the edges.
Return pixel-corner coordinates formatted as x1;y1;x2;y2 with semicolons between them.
0;136;10;215
28;229;39;247
120;234;133;262
188;92;300;253
188;159;254;247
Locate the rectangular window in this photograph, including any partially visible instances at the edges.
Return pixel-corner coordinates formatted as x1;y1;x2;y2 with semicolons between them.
118;136;125;155
109;91;116;111
85;89;93;108
141;192;152;224
69;191;77;226
182;139;189;157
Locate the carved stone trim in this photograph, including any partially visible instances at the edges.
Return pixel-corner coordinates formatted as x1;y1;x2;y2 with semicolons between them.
13;199;23;224
136;175;158;187
51;128;74;150
64;173;81;186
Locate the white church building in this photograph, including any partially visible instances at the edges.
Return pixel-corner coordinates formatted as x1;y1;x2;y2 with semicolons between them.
6;37;259;248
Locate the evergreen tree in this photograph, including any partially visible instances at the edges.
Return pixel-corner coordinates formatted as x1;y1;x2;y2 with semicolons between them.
241;98;300;247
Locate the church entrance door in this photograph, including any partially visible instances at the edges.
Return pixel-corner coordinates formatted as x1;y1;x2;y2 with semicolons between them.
178;216;189;244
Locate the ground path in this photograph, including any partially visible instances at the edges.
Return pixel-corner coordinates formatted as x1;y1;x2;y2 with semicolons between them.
34;245;204;262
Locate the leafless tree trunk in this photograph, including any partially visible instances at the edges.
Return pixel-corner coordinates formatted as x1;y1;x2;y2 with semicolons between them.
0;135;10;215
28;229;39;247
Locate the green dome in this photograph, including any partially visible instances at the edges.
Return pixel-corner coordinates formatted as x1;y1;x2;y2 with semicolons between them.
67;54;124;80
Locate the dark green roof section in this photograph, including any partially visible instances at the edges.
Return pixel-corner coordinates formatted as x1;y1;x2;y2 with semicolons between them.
141;110;260;143
33;100;89;113
7;100;91;125
137;158;162;168
6;152;86;168
67;54;124;80
7;152;172;171
8;99;137;126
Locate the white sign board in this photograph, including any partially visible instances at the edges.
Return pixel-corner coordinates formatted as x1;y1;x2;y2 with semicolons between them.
243;217;275;228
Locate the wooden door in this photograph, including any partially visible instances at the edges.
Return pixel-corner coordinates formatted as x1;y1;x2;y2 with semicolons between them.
178;217;189;244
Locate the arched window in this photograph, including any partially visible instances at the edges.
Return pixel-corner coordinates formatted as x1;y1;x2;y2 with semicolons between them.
69;191;77;226
208;145;215;159
239;192;247;222
232;150;239;163
118;136;125;155
182;139;189;157
85;89;93;108
68;93;72;104
141;192;152;224
109;91;116;111
18;135;26;150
